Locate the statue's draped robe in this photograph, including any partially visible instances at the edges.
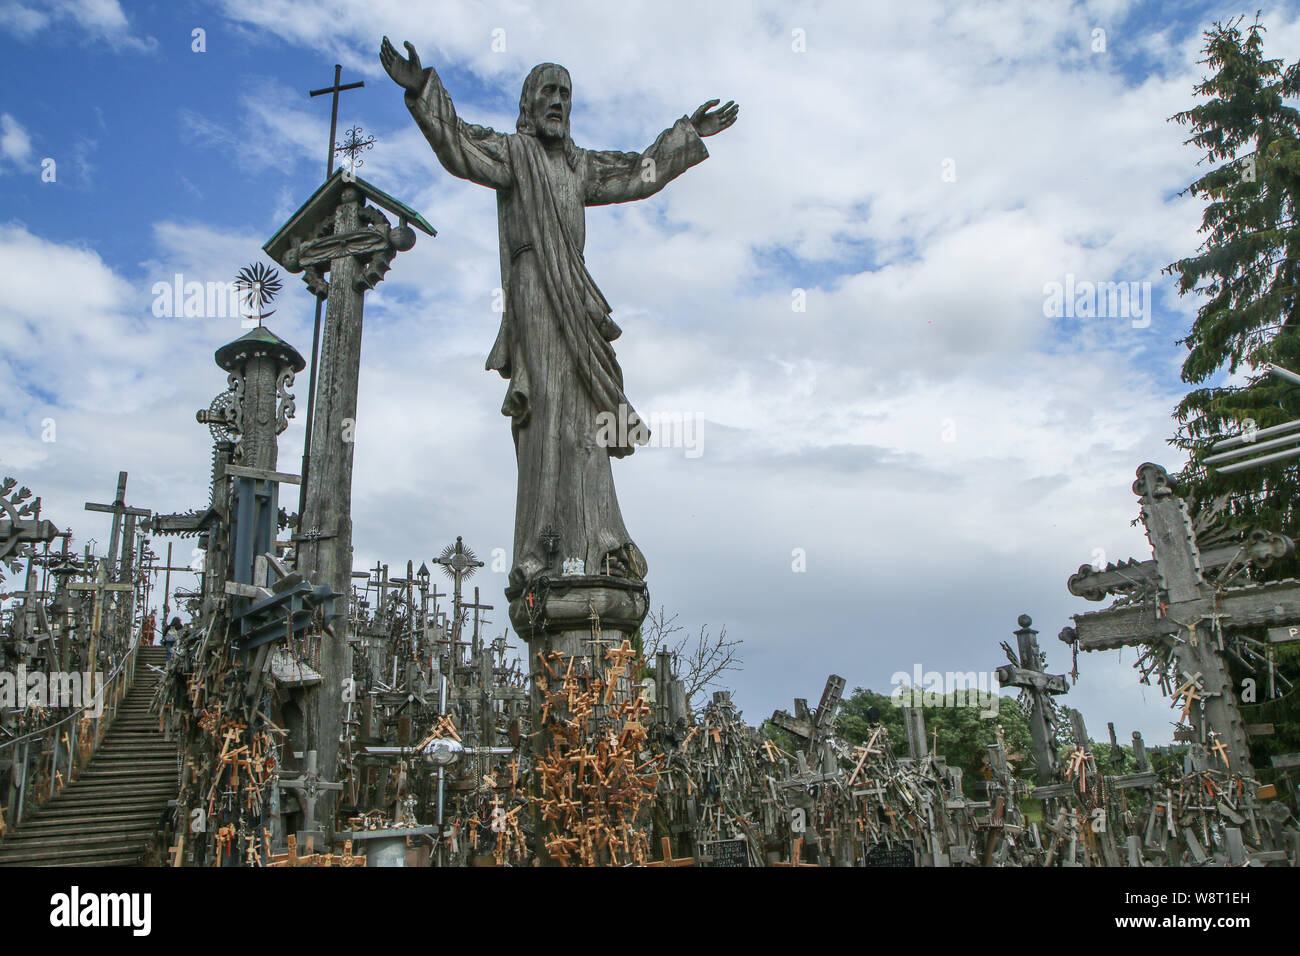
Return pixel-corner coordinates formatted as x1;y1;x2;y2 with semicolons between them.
406;69;708;589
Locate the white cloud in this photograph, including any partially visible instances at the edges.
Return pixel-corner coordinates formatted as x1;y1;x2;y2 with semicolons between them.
8;1;1300;746
0;0;156;51
0;113;33;172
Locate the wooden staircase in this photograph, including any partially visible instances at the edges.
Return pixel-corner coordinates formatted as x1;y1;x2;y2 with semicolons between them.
0;645;177;866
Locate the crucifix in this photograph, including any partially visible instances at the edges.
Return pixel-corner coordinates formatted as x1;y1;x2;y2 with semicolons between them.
1061;463;1300;775
435;537;484;669
276;749;345;837
994;614;1069;784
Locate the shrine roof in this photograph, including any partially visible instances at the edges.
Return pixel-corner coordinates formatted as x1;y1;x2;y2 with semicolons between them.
262;169;435;269
215;325;307;373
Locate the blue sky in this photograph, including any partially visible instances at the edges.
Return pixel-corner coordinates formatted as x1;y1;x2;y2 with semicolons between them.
4;0;1300;746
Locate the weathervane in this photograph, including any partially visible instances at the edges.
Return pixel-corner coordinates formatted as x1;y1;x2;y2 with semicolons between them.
334;125;375;174
233;262;283;328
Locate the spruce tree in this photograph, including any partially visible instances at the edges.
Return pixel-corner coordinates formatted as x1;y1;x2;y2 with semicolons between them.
1166;16;1300;776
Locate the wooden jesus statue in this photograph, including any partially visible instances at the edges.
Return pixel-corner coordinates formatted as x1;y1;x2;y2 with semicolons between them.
382;38;737;601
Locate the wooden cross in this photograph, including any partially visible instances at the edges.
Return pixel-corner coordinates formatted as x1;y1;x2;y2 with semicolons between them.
83;471;150;578
1208;733;1232;769
772;837;818;867
645;835;694;867
1063;463;1300;773
995;615;1068;782
67;561;132;695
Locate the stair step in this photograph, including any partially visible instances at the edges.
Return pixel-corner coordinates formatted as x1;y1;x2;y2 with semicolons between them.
39;792;172;807
78;770;176;780
93;756;176;762
0;844;149;865
63;781;176;793
63;782;176;795
16;811;164;831
25;807;169;825
0;827;159;852
27;856;146;868
53;784;175;799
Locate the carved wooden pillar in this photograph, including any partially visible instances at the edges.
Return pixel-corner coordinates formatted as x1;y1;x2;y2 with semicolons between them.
265;171;433;831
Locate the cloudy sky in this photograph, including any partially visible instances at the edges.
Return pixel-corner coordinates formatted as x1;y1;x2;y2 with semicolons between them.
3;0;1299;745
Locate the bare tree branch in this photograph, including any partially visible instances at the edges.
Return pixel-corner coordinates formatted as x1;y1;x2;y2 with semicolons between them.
640;605;743;710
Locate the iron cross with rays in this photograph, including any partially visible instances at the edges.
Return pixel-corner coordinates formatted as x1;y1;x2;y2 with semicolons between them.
334;125;375;174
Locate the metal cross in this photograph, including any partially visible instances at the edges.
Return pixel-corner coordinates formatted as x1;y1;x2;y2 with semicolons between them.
309;65;365;178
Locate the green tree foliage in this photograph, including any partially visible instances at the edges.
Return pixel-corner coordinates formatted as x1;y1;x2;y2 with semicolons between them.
835;688;1035;794
1165;16;1300;773
1169;16;1300;543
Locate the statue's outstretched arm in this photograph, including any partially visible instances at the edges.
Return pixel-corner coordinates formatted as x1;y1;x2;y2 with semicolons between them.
584;118;709;207
383;36;512;190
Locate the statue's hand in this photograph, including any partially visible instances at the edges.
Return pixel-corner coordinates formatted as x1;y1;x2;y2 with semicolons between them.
381;36;426;94
690;99;739;138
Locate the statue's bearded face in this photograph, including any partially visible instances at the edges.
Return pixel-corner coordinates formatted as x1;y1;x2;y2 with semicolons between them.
527;65;571;142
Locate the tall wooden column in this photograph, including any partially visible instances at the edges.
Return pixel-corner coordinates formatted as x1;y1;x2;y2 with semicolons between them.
265;171;433;828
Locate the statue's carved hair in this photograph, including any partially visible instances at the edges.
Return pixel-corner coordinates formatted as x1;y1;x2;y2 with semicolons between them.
517;62;581;170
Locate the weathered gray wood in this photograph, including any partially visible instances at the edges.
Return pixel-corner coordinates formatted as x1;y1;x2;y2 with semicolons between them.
225;465;301;485
1063;464;1290;774
1069;534;1293;602
1267;624;1300;643
996;615;1067;783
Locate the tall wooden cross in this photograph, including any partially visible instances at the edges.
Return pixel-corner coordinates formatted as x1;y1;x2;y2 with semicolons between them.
298;64;366;524
83;468;150;639
1061;463;1300;774
265;98;432;804
994;614;1069;783
68;560;133;696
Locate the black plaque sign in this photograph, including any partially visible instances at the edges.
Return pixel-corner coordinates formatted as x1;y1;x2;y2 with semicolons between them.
864;841;916;867
699;838;749;867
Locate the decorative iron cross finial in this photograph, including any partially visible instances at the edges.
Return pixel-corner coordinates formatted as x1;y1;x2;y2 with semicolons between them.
334;125;375;174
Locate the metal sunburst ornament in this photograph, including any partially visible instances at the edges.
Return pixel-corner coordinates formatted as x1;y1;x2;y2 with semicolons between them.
234;262;283;326
436;537;479;581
